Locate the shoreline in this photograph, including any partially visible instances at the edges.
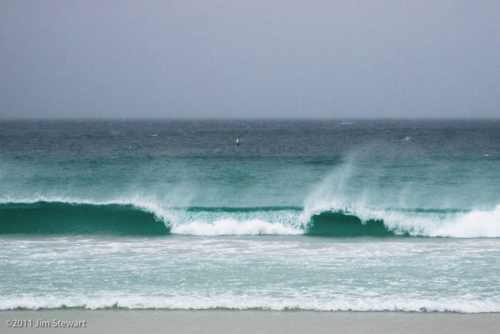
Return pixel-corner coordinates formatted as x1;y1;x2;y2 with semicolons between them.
2;310;499;334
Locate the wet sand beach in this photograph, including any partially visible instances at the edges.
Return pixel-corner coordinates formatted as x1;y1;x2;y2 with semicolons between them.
2;310;499;334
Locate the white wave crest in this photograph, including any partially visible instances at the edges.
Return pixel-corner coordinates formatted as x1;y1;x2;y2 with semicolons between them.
1;295;499;313
4;195;499;238
302;197;500;238
429;206;500;238
354;205;500;238
0;195;305;236
170;218;303;236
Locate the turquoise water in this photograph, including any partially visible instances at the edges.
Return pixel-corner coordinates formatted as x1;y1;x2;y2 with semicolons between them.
0;120;499;311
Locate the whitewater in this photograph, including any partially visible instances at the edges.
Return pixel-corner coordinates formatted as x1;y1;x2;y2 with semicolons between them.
0;120;499;312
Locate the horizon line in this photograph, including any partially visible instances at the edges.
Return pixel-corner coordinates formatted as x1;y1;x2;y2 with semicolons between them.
1;116;499;122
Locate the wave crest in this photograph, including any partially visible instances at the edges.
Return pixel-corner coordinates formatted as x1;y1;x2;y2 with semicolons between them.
1;198;499;238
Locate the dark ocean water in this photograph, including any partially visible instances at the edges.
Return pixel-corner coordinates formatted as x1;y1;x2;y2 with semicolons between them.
0;120;499;311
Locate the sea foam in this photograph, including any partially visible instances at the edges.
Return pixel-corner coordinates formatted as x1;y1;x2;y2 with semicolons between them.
170;218;302;235
2;295;499;313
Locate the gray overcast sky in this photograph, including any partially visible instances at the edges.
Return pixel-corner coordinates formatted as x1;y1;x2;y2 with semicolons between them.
1;1;499;119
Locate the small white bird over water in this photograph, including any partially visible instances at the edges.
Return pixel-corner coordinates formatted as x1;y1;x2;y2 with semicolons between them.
236;137;240;146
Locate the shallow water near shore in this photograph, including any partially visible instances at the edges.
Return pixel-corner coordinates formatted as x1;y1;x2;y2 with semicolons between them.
1;235;500;312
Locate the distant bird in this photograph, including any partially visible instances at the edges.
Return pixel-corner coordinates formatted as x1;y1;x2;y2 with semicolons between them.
236;137;240;146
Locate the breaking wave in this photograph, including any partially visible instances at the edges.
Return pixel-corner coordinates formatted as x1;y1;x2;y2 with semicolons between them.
0;198;499;238
0;201;168;235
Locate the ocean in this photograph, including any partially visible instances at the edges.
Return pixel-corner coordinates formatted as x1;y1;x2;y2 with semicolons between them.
0;119;499;313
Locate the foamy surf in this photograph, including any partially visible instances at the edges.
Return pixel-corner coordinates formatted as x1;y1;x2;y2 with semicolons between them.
353;205;500;238
428;206;500;238
2;295;499;313
170;218;303;236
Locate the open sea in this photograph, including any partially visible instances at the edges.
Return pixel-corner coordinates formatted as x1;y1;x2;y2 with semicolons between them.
0;119;499;313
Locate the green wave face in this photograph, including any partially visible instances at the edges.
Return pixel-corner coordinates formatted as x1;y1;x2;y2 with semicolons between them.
2;201;491;238
0;202;169;235
0;201;398;237
307;211;396;237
